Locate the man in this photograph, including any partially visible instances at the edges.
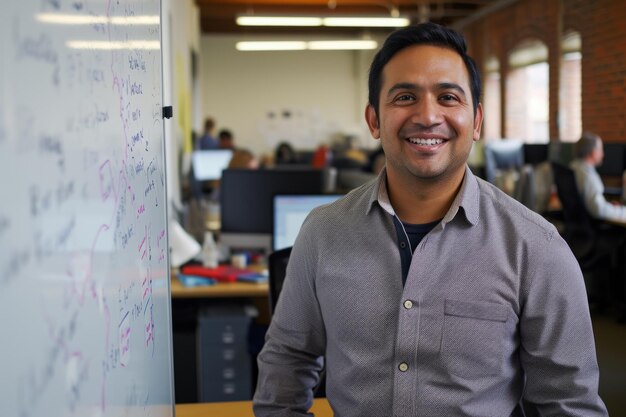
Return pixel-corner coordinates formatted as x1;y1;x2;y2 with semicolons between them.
218;128;235;150
571;131;626;222
197;117;218;149
253;23;607;416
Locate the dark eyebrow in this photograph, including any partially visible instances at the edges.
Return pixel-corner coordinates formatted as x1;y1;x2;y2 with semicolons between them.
386;81;468;99
438;82;467;98
387;82;419;96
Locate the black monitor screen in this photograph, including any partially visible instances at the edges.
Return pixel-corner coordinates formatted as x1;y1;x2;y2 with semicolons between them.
220;168;326;234
523;144;549;165
596;143;625;177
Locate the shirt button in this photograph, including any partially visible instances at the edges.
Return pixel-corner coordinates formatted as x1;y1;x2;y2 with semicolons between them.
403;300;413;309
400;241;407;249
398;362;409;372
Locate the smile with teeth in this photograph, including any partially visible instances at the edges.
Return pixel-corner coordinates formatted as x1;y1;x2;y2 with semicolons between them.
407;137;445;146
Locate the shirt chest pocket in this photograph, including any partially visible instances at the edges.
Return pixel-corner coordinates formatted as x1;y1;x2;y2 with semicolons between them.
439;299;509;378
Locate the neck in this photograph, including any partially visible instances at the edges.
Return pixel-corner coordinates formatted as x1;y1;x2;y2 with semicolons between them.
386;168;465;224
583;156;596;166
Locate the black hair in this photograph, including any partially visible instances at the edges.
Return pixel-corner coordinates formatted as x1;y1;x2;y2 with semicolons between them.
218;129;233;139
368;22;481;118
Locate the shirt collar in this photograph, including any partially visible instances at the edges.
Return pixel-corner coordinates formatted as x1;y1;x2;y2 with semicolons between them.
366;165;480;227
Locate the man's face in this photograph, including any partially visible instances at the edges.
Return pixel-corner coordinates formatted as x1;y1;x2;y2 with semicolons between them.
365;45;482;185
592;139;604;166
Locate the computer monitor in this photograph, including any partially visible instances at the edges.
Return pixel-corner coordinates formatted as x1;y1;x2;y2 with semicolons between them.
483;139;524;184
272;194;343;251
596;143;625;177
219;168;327;253
192;149;233;180
523;143;549;165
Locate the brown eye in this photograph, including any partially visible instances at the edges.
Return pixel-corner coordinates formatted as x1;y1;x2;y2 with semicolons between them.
395;94;414;103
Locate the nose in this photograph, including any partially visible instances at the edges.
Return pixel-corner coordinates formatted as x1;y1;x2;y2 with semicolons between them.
410;95;443;128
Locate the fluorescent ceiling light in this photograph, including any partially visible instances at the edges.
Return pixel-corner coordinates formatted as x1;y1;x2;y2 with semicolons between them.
236;40;378;51
36;13;159;25
236;41;308;51
308;40;378;50
236;16;322;26
237;15;409;28
323;17;409;27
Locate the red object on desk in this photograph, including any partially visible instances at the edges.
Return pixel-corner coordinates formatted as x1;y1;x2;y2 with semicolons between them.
180;264;250;282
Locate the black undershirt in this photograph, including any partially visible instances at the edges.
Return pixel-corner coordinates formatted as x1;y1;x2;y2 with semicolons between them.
403;220;439;252
392;216;440;286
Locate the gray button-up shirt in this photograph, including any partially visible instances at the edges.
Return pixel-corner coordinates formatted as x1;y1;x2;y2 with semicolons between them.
254;166;607;417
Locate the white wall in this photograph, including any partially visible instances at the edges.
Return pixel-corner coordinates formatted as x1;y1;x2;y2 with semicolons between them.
200;35;383;157
162;0;200;210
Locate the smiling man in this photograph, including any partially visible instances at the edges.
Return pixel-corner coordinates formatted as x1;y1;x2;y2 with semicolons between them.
253;23;607;417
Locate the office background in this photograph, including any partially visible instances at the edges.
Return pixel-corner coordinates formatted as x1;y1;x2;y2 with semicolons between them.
162;0;626;207
161;0;626;413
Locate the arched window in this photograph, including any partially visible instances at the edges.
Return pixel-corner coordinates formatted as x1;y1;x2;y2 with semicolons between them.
559;31;582;142
482;56;501;141
506;39;549;143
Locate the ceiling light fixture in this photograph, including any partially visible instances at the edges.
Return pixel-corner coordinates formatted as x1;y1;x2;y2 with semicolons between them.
236;16;322;26
323;17;409;27
236;15;409;28
236;39;378;51
307;40;378;50
236;41;308;51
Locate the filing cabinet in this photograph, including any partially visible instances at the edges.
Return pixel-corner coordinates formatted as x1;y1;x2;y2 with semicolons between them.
197;305;254;402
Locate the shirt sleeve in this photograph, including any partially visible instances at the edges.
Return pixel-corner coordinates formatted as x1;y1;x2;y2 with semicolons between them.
578;164;626;222
253;217;327;417
519;231;608;415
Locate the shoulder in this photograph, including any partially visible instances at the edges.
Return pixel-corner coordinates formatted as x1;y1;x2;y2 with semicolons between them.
474;176;559;244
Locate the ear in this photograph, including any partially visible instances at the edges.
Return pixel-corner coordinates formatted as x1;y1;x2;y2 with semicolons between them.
472;103;484;142
365;104;380;140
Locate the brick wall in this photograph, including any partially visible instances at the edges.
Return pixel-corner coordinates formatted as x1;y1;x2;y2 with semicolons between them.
462;0;626;143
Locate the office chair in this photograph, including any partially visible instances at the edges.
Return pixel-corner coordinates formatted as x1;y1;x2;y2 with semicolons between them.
268;246;292;316
512;165;536;212
267;246;327;397
550;162;620;310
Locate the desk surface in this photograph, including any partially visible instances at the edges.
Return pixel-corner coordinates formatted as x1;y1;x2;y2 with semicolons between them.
175;399;332;416
170;265;269;299
170;277;269;298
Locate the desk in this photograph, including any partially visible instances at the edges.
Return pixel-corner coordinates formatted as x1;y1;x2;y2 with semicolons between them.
171;265;269;299
170;270;271;403
170;272;270;323
175;399;333;417
171;278;269;298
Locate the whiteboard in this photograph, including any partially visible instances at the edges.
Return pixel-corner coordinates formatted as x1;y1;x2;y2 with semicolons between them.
0;1;174;417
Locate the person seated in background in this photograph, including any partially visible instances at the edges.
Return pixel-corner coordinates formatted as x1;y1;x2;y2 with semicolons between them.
198;117;218;150
341;135;368;166
571;131;626;223
228;148;259;170
218;129;235;150
330;136;368;170
274;141;298;165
